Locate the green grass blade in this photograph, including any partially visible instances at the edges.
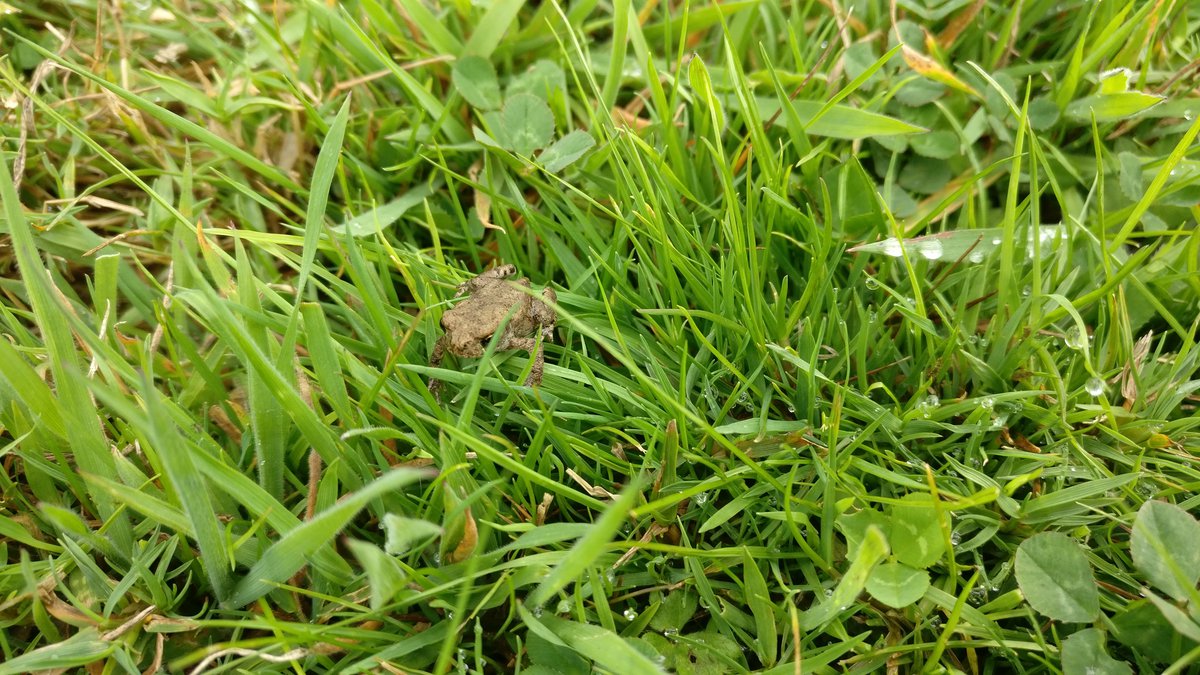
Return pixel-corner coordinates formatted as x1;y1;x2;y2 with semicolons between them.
10;34;301;192
528;477;643;609
0;629;113;675
296;96;350;299
226;467;429;607
0;152;129;548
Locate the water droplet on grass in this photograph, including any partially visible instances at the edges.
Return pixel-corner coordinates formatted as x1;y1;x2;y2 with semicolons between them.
882;239;903;257
918;240;944;260
623;608;637;620
1064;327;1086;350
918;394;940;418
967;250;985;263
1085;377;1105;397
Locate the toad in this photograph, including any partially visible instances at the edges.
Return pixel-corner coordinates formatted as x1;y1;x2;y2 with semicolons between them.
427;264;557;396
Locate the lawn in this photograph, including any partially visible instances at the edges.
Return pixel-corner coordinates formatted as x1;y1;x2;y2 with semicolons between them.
2;1;1199;673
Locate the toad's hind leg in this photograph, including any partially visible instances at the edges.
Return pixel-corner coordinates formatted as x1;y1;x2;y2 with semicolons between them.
533;288;557;343
506;337;544;387
427;335;449;398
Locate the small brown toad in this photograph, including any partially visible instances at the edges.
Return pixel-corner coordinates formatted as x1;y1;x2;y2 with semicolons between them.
428;264;557;396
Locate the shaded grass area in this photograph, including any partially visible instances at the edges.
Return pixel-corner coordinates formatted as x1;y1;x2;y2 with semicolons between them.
1;0;1199;672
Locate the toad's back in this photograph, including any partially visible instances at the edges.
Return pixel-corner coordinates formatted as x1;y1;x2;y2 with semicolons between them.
441;281;529;341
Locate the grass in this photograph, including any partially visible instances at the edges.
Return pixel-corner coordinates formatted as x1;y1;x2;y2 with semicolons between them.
1;0;1199;673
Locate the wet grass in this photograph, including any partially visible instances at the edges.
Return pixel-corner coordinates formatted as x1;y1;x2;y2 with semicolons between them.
1;1;1199;673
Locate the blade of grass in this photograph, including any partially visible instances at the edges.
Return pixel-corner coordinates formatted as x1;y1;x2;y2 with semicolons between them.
528;476;642;609
226;467;430;607
0;153;130;549
9;34;301;192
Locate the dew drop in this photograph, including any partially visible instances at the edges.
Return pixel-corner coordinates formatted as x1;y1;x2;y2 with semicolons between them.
1085;377;1105;397
980;396;995;410
1021;285;1032;297
967;250;985;264
1064;327;1086;350
918;240;944;260
694;491;709;506
865;277;880;290
1039;227;1061;243
882;238;904;257
918;394;940;419
623;608;638;621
